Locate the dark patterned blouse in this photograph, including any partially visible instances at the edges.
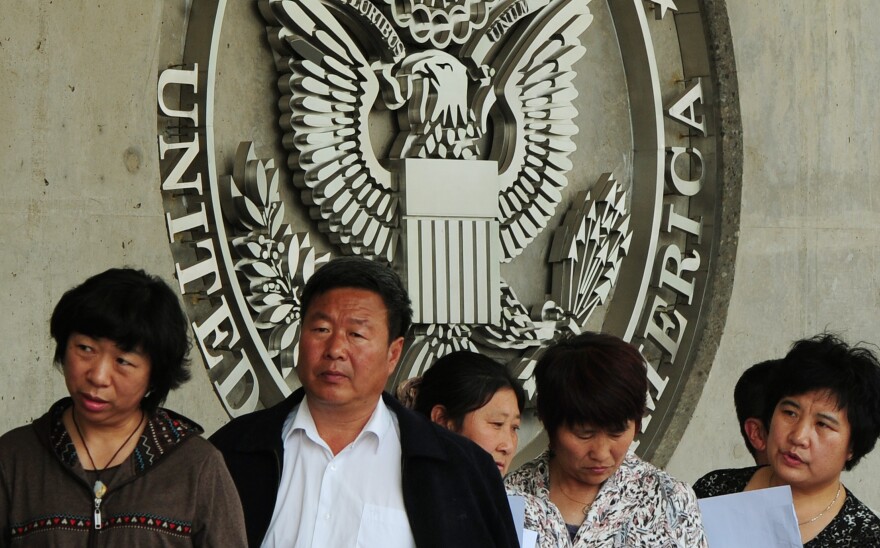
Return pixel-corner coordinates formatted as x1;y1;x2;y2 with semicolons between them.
693;467;880;547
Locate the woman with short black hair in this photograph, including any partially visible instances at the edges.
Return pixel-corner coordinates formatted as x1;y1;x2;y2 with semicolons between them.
694;333;880;546
0;268;246;547
505;331;707;547
48;268;193;413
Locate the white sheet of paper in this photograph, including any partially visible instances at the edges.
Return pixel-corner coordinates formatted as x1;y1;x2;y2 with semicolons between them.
507;495;538;548
507;495;525;543
698;486;802;548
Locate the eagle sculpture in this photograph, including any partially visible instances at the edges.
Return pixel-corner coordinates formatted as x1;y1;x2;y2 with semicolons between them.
237;0;630;382
260;0;593;263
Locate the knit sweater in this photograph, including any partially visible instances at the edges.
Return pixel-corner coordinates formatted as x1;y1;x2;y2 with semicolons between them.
0;398;247;547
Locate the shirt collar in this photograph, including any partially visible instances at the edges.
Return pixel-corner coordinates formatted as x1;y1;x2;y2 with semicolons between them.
284;396;396;453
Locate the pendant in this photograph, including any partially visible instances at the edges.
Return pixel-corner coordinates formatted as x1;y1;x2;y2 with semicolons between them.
93;480;107;499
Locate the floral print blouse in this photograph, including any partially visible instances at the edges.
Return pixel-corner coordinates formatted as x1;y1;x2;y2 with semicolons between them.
505;451;708;548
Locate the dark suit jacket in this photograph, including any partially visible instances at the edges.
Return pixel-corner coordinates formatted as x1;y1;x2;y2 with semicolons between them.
210;389;519;547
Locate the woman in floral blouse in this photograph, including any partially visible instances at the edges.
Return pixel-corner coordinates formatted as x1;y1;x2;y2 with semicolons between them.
505;332;707;547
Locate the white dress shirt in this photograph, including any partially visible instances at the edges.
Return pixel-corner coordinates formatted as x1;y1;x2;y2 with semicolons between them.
260;396;416;548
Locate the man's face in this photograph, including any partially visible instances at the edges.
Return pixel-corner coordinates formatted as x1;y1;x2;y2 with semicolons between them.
297;288;404;412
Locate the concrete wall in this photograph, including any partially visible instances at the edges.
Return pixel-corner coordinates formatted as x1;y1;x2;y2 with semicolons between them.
2;0;878;513
666;1;880;512
0;1;230;435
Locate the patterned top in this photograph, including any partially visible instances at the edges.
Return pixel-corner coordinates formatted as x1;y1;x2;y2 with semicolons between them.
2;398;247;546
693;466;880;547
505;451;708;547
48;398;202;473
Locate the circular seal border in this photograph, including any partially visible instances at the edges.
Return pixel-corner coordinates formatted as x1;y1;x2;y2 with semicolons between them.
156;0;741;466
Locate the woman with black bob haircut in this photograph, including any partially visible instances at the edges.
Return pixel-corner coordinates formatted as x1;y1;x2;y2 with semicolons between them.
49;267;191;412
505;332;707;547
409;351;525;475
0;267;246;546
694;333;880;546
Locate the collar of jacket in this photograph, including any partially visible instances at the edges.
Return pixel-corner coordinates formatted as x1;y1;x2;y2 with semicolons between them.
39;397;204;475
226;388;449;462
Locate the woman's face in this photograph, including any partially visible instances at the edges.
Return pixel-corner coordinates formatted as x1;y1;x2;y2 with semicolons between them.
551;420;636;488
766;389;853;491
63;333;151;430
456;388;521;475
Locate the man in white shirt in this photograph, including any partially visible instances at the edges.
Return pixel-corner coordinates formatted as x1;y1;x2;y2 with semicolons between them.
211;257;518;547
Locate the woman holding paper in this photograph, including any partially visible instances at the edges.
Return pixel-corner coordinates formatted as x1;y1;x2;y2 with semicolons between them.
504;332;708;547
694;334;880;546
404;350;524;476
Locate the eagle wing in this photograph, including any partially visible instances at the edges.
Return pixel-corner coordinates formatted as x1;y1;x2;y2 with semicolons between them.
261;0;405;262
467;0;593;261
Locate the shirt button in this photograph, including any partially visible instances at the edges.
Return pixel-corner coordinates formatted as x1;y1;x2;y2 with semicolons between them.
330;464;337;471
325;513;331;520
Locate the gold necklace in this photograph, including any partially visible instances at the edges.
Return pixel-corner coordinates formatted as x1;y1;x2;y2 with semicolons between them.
798;482;842;526
556;482;596;516
72;409;145;499
770;471;843;526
